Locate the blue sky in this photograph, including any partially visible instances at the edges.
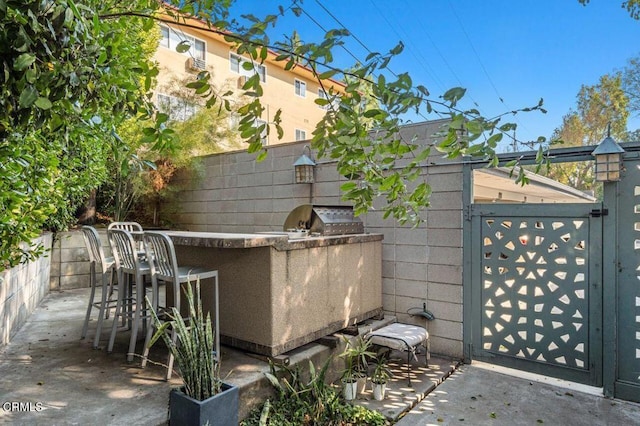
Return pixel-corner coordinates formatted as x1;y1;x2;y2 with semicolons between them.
231;1;640;150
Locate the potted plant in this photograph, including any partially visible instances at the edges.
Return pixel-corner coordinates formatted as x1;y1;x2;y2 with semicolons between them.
370;354;392;401
338;335;375;400
147;281;238;426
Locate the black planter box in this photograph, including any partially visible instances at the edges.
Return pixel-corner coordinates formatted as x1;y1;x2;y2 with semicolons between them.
169;383;239;426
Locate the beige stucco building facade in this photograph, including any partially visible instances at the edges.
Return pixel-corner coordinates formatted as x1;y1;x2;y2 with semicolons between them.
153;18;345;146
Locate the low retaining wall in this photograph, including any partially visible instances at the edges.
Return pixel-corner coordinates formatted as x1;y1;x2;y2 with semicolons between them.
0;233;53;345
50;228;110;290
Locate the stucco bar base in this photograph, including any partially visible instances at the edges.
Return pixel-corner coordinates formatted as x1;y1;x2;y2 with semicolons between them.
171;233;383;356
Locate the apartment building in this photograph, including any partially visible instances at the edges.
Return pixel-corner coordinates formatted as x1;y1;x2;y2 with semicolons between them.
153;19;345;146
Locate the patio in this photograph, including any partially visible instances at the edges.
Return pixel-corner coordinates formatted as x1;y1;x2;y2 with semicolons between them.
0;287;458;424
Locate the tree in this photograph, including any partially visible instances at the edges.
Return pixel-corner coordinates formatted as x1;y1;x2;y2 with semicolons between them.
578;0;640;19
546;74;629;191
621;54;640;117
1;0;546;267
0;0;168;267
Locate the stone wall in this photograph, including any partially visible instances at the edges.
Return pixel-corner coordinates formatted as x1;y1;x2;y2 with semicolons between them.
168;120;465;359
0;233;53;345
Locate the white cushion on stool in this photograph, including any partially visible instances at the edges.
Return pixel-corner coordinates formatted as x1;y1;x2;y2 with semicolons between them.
368;323;428;351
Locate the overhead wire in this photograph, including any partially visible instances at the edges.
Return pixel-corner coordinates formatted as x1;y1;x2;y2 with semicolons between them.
368;0;449;96
446;1;530;144
310;0;443;120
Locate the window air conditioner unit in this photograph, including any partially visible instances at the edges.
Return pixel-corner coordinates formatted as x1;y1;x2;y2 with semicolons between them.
237;75;248;89
187;57;206;71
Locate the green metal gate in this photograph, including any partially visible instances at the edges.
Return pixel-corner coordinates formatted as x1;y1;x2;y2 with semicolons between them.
611;158;640;401
463;147;640;401
468;203;603;386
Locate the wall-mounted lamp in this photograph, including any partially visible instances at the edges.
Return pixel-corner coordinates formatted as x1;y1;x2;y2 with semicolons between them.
293;145;315;184
592;131;625;182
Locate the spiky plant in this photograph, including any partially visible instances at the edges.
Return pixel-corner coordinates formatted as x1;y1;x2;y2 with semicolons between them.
148;280;221;400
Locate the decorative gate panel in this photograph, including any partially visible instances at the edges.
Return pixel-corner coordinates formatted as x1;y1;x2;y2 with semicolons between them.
470;204;602;385
615;160;640;401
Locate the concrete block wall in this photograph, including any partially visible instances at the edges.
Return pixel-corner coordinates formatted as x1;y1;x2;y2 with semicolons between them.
50;228;111;291
168;120;465;359
0;233;53;345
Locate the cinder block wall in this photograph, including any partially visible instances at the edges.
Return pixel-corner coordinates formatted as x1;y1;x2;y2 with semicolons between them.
0;233;53;345
168;120;465;359
50;228;111;291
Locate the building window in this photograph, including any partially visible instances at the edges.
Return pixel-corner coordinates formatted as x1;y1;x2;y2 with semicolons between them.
255;119;268;145
318;89;329;109
295;79;306;97
295;129;307;141
159;25;206;61
317;89;339;110
156;93;198;122
230;53;266;82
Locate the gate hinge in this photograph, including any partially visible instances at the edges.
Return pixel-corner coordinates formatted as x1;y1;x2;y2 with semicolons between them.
590;208;608;217
464;204;472;221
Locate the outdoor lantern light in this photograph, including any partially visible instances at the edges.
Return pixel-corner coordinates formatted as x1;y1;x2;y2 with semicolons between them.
293;145;315;184
592;132;625;182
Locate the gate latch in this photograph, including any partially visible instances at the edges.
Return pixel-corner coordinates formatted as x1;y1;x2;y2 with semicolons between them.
590;208;608;217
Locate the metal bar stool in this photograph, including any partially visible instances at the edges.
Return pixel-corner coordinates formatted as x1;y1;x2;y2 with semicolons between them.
80;226;117;349
107;228;151;362
140;231;219;380
106;222;143;299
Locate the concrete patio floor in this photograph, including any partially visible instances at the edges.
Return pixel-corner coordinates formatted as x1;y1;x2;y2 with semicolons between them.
6;288;636;425
0;288;457;425
396;363;640;425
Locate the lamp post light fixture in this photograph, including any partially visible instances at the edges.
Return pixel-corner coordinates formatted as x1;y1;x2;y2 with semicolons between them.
592;134;625;182
293;145;316;184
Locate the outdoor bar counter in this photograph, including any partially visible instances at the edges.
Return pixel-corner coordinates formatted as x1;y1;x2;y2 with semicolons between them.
164;231;383;356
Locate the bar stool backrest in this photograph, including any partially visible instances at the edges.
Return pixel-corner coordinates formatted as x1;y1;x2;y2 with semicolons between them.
81;226;108;267
143;232;180;279
109;228;141;274
143;231;182;306
108;222;143;233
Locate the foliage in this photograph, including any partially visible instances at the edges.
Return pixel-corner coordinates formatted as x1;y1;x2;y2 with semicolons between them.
147;281;221;401
241;358;387;426
131;1;549;225
97;121;157;223
339;336;375;382
13;0;633;265
545;74;629;191
0;0;162;267
578;0;640;19
370;354;392;385
628;128;640;141
621;54;640;117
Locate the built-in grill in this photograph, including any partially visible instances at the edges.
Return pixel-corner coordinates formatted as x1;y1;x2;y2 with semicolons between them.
283;204;364;236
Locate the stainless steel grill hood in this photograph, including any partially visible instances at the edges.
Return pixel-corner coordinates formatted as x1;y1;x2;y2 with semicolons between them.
283;204;364;236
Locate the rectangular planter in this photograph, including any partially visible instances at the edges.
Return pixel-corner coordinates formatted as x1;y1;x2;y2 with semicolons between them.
169;383;238;426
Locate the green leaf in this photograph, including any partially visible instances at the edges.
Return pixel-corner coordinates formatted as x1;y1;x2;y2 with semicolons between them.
19;86;38;108
443;87;467;103
340;182;357;191
176;40;191;53
13;53;36;71
34;97;52;110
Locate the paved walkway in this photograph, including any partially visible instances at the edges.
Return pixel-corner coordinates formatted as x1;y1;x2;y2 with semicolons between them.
397;363;640;425
3;288;639;425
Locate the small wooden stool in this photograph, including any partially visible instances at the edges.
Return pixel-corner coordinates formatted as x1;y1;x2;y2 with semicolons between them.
367;323;430;386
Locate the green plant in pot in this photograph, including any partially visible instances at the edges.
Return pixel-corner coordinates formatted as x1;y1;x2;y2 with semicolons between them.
338;335;375;401
147;281;238;425
370;354;392;401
